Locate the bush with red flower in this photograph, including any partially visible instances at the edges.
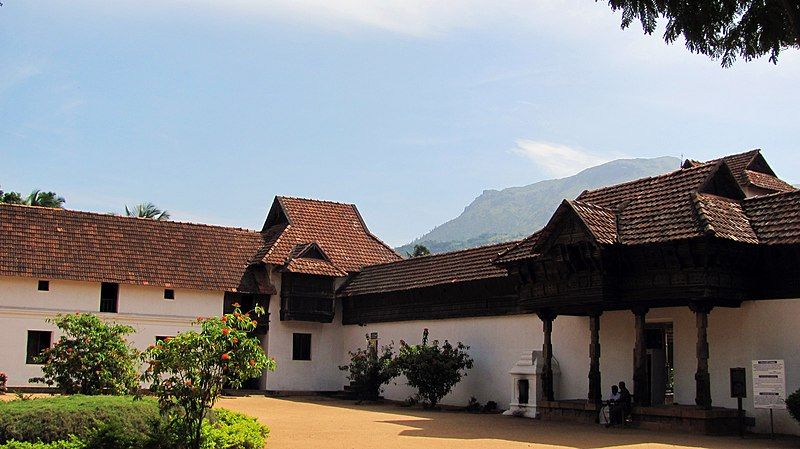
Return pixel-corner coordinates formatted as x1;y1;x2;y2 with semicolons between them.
0;371;7;393
141;303;275;449
30;313;140;395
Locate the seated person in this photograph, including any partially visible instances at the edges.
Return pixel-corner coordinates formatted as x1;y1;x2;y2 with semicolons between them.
608;381;632;426
600;385;620;426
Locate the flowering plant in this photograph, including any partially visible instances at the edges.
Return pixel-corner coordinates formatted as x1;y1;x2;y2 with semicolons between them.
141;303;275;449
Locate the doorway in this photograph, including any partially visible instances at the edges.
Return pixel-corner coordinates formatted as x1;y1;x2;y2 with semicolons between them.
645;322;674;405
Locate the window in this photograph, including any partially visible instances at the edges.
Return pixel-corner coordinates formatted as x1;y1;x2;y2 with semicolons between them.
164;289;175;300
292;333;311;361
100;282;119;313
26;330;52;364
37;280;49;291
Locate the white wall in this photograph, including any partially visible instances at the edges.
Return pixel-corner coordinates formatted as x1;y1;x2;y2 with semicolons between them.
598;301;800;436
339;314;589;408
261;274;345;392
0;276;224;387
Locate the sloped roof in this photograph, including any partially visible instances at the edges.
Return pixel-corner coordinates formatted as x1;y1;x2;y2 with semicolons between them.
339;241;517;296
692;193;758;244
253;196;401;275
743;190;800;244
498;151;797;263
0;203;264;291
570;200;617;244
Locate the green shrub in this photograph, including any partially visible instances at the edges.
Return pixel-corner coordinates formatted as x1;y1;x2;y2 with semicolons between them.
395;329;474;409
0;437;85;449
0;395;161;444
200;409;269;449
30;314;140;395
142;304;275;449
339;335;399;402
787;388;800;423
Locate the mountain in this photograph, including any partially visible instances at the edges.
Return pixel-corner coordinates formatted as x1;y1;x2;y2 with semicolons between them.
396;156;681;255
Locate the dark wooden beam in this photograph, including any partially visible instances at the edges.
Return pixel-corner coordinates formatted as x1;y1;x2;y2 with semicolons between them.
538;309;557;401
588;312;602;405
632;307;650;406
690;302;714;410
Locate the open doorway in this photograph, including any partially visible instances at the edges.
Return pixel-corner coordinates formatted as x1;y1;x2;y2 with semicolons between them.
645;322;674;405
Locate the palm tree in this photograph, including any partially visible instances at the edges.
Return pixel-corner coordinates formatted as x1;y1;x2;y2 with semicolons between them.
124;202;170;220
25;190;65;208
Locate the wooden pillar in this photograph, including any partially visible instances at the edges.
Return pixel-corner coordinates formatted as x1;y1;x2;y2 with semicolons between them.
538;310;557;401
632;307;650;406
691;302;713;410
588;312;602;405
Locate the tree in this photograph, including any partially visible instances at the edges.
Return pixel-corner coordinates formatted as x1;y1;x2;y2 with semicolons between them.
24;189;65;208
0;186;22;204
141;304;276;449
603;0;800;66
395;329;474;409
125;202;170;220
30;313;140;395
339;336;399;402
407;244;430;258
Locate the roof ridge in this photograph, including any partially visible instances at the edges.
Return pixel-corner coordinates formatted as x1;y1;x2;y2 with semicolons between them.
276;195;356;207
363;240;520;269
578;161;713;200
744;188;800;202
690;191;717;237
0;203;259;233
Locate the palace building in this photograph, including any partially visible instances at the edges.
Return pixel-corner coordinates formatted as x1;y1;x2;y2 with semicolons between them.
1;149;799;435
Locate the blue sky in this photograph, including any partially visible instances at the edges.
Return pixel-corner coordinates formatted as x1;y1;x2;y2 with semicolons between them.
2;1;799;246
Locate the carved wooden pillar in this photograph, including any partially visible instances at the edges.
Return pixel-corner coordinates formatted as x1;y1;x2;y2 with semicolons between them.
691;302;713;410
632;307;650;406
588;312;602;405
538;310;557;401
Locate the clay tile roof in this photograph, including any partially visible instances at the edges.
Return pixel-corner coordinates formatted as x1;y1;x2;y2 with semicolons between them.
569;200;617;244
494;231;542;264
744;190;800;244
255;196;401;273
0;203;263;291
339;241;517;296
744;170;796;193
282;258;348;277
692;193;758;244
578;162;720;244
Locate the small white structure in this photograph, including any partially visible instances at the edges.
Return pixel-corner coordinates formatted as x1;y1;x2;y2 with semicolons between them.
502;350;560;418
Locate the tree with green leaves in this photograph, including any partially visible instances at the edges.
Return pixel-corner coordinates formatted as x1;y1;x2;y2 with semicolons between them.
30;313;140;395
25;189;66;208
407;244;431;258
125;202;170;220
604;0;800;66
395;329;474;409
141;304;275;449
0;186;22;204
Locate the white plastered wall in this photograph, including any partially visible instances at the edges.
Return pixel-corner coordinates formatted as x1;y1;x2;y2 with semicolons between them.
597;301;800;436
339;314;590;407
261;273;345;392
0;276;223;387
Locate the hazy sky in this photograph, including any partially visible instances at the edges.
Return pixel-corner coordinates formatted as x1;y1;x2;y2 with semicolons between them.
2;1;799;246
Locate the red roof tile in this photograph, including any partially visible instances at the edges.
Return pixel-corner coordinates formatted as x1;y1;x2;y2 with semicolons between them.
744;190;800;244
745;170;796;193
494;232;541;264
692;193;758;244
255;196;401;274
339;241;517;296
569;200;617;244
282;258;348;277
0;204;263;291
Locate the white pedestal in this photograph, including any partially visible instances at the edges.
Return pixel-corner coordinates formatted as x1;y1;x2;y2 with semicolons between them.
502;350;560;419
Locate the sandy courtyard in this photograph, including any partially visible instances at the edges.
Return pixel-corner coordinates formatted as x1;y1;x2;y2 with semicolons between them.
216;395;799;449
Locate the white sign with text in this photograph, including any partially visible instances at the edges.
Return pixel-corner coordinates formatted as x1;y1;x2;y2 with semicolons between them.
752;359;786;409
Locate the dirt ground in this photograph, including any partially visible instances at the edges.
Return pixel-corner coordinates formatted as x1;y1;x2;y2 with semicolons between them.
217;395;800;449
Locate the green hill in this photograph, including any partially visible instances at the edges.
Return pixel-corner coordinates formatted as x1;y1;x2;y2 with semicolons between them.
397;156;680;255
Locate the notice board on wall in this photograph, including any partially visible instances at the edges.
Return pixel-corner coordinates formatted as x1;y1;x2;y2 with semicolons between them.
752;359;786;409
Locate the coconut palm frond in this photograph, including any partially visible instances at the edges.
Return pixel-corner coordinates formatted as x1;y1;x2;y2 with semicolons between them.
125;202;170;220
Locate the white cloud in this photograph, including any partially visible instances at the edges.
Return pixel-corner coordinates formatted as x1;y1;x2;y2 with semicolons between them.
511;140;610;177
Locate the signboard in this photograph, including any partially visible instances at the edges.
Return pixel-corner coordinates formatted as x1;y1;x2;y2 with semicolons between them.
752;359;786;409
